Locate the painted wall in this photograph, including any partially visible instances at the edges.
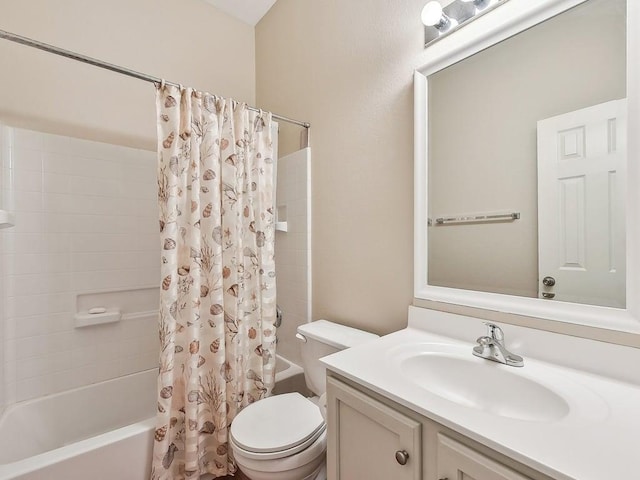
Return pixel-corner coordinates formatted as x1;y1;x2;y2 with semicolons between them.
428;0;625;298
0;0;255;408
255;0;635;344
256;0;432;335
0;0;255;150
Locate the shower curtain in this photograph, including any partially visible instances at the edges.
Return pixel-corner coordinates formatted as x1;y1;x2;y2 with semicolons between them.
151;85;277;479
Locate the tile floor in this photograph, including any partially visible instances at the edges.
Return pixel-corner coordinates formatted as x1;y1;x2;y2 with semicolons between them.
220;472;250;480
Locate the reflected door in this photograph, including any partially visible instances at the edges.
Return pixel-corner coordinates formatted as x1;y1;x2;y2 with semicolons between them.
537;99;626;308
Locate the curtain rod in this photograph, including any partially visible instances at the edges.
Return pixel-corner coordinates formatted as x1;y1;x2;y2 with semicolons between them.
0;29;311;129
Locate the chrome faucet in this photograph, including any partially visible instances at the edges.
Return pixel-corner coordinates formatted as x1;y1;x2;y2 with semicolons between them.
472;323;524;367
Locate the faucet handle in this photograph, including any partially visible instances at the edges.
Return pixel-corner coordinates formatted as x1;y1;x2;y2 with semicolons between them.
484;323;504;342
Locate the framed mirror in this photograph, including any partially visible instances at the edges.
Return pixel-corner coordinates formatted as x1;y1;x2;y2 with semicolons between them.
414;0;640;333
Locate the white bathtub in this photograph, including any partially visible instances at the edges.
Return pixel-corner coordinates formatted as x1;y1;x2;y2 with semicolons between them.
274;354;303;383
0;369;157;480
0;356;302;480
274;354;308;396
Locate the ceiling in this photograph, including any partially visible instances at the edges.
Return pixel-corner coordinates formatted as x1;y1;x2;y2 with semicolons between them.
203;0;277;26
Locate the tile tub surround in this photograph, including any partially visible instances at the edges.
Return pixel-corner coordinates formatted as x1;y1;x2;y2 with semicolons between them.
274;148;311;367
322;306;640;480
0;132;5;411
0;125;160;404
0;214;4;411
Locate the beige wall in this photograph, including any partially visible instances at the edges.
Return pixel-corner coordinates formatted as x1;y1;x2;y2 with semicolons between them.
0;2;254;408
256;0;435;336
3;0;631;347
428;0;625;298
0;0;255;150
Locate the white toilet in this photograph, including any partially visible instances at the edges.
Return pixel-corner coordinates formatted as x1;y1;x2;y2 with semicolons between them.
230;320;378;480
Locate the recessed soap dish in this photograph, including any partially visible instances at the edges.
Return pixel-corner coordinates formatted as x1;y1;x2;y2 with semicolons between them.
276;205;288;232
74;309;121;328
0;210;15;229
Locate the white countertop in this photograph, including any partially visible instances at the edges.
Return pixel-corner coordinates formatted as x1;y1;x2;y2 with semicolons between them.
321;309;640;480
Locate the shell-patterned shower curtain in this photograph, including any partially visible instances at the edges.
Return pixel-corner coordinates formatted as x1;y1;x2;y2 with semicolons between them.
151;84;277;479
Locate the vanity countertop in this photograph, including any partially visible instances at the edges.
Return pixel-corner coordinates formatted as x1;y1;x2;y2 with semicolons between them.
321;308;640;480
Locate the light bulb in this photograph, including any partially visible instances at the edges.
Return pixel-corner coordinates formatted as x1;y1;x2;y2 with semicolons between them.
421;2;444;27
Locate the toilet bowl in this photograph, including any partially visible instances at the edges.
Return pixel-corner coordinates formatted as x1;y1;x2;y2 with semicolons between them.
230;320;378;480
231;393;327;480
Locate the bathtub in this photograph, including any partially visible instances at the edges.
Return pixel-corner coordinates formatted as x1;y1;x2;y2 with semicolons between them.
274;354;303;383
0;369;157;480
274;354;308;396
0;355;303;480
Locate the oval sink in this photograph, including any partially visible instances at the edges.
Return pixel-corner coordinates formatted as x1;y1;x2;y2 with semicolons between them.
400;352;570;422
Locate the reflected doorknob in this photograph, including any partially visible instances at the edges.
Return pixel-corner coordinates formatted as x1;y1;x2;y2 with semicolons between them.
542;276;556;287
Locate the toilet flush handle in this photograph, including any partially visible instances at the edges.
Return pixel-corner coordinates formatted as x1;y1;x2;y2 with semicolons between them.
295;333;307;343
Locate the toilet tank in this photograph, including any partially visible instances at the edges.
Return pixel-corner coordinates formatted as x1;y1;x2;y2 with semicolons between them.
296;320;378;396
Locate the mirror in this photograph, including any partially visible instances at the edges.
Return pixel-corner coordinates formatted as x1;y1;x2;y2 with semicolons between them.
415;0;640;332
429;0;626;307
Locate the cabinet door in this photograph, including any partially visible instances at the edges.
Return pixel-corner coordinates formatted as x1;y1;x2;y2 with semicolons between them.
437;434;533;480
327;376;421;480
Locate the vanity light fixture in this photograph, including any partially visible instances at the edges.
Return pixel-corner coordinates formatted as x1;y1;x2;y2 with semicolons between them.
421;2;457;32
422;0;510;47
461;0;493;10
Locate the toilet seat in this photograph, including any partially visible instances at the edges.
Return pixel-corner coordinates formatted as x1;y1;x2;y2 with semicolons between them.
231;393;325;461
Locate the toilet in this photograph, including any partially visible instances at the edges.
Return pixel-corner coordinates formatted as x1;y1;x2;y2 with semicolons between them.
230;320;378;480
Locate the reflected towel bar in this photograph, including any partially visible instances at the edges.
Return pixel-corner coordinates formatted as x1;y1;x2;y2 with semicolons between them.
430;212;520;226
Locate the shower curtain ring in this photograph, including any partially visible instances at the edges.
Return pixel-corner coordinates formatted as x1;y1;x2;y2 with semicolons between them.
160;79;165;89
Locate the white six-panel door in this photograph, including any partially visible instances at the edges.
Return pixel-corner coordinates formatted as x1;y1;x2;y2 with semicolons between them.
537;99;626;308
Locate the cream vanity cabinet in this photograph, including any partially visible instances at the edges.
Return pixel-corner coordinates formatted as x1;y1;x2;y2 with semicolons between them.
326;375;554;480
326;375;422;480
437;434;533;480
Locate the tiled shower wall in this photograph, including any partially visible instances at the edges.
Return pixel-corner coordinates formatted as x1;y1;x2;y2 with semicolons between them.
0;235;3;409
0;125;160;406
0;131;5;410
275;148;311;366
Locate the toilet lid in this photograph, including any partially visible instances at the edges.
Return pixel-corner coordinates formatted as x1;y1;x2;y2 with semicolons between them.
230;393;325;457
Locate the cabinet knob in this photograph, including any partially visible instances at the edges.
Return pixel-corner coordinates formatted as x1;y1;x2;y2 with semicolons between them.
395;450;409;465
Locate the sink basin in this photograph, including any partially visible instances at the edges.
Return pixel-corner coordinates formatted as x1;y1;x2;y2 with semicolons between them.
397;346;570;422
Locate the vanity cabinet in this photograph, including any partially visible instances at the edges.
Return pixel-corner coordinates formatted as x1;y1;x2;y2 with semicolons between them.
327;375;550;480
437;434;532;480
326;376;422;480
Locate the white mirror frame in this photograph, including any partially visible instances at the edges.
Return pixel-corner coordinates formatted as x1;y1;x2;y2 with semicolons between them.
414;0;640;334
